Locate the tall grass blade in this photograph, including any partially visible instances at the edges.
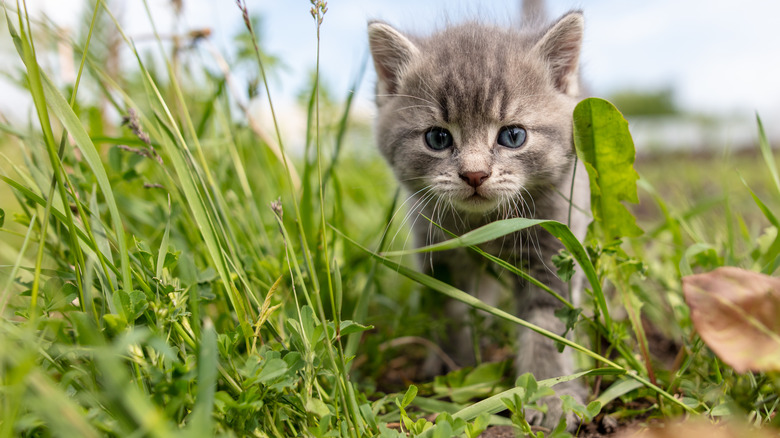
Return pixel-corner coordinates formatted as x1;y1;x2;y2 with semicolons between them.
0;212;36;314
382;217;611;327
41;67;133;293
756;114;780;196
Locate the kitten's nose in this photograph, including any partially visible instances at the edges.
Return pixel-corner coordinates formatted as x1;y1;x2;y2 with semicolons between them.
459;171;490;188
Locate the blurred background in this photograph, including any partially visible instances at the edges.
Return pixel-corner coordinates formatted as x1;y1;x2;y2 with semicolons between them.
2;0;780;153
2;4;779;434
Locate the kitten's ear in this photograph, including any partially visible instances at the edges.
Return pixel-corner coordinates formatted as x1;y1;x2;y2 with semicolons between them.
532;11;584;96
368;21;419;97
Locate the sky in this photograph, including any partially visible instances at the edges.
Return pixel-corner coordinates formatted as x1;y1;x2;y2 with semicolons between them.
4;0;780;145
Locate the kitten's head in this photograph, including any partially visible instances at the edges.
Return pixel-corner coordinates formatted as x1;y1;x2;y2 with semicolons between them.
368;13;584;216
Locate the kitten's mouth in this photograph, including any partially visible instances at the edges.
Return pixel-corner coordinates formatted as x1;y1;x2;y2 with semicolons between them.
454;192;498;213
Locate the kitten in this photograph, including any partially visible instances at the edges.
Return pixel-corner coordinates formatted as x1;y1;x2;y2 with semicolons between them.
368;9;590;431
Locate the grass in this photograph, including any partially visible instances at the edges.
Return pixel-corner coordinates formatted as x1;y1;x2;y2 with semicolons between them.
1;2;779;437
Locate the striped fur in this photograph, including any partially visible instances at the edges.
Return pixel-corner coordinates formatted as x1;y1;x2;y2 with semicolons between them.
369;11;590;431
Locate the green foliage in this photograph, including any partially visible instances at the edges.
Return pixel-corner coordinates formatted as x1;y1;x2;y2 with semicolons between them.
608;87;679;117
2;2;780;437
574;97;643;242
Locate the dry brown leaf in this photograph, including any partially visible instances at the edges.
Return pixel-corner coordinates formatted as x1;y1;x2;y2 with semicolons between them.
683;266;780;373
614;419;780;438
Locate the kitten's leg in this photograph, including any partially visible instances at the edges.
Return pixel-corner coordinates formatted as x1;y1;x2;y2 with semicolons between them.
420;250;500;376
444;270;502;367
515;267;585;432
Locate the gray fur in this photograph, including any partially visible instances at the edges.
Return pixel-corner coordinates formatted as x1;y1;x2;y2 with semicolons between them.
368;11;590;431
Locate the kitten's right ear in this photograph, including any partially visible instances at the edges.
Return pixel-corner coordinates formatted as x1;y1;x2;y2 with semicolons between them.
368;21;419;96
532;11;584;96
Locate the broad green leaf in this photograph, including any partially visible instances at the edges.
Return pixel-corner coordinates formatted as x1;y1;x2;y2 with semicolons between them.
554;307;582;346
551;250;575;282
514;373;552;404
102;313;127;332
430;420;452;438
256;358;289;384
300;305;317;344
338;320;372;337
112;289;147;322
465;414;489;438
306;398;331;417
400;385;418;409
683;267;780;372
573;98;643;241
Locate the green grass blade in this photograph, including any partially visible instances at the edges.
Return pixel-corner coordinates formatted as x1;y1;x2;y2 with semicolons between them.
756;114;780;196
740;176;780;273
382;217;611;327
342;227;615;366
340;229;692;413
187;319;218;436
0;177;100;263
7;4;132;297
136;61;253;338
0;212;36;314
27;371;101;438
40;73;133;293
593;378;644;409
7;3;77;316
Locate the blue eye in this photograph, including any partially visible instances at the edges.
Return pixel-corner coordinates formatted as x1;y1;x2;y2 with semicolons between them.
424;127;453;150
497;126;527;148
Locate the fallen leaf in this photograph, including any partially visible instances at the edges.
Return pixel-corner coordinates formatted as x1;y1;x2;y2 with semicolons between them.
683;266;780;373
615;419;778;438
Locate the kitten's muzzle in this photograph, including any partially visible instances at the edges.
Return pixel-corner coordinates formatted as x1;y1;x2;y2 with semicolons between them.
459;171;490;188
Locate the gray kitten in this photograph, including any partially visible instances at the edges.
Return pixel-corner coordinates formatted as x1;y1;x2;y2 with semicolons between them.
368;10;590;430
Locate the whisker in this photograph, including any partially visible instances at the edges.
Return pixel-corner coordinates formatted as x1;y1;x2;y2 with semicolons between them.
386;186;435;249
393;105;440;114
376;93;438;107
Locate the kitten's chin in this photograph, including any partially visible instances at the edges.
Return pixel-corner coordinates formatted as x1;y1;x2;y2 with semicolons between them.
452;195;500;214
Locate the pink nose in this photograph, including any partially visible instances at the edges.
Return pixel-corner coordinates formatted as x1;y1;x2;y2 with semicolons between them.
459;171;490;188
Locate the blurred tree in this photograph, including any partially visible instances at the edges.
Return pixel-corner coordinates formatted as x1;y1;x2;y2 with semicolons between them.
608;87;679;117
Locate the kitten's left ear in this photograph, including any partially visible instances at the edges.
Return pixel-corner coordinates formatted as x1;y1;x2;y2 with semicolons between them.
368;21;420;97
532;11;584;96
